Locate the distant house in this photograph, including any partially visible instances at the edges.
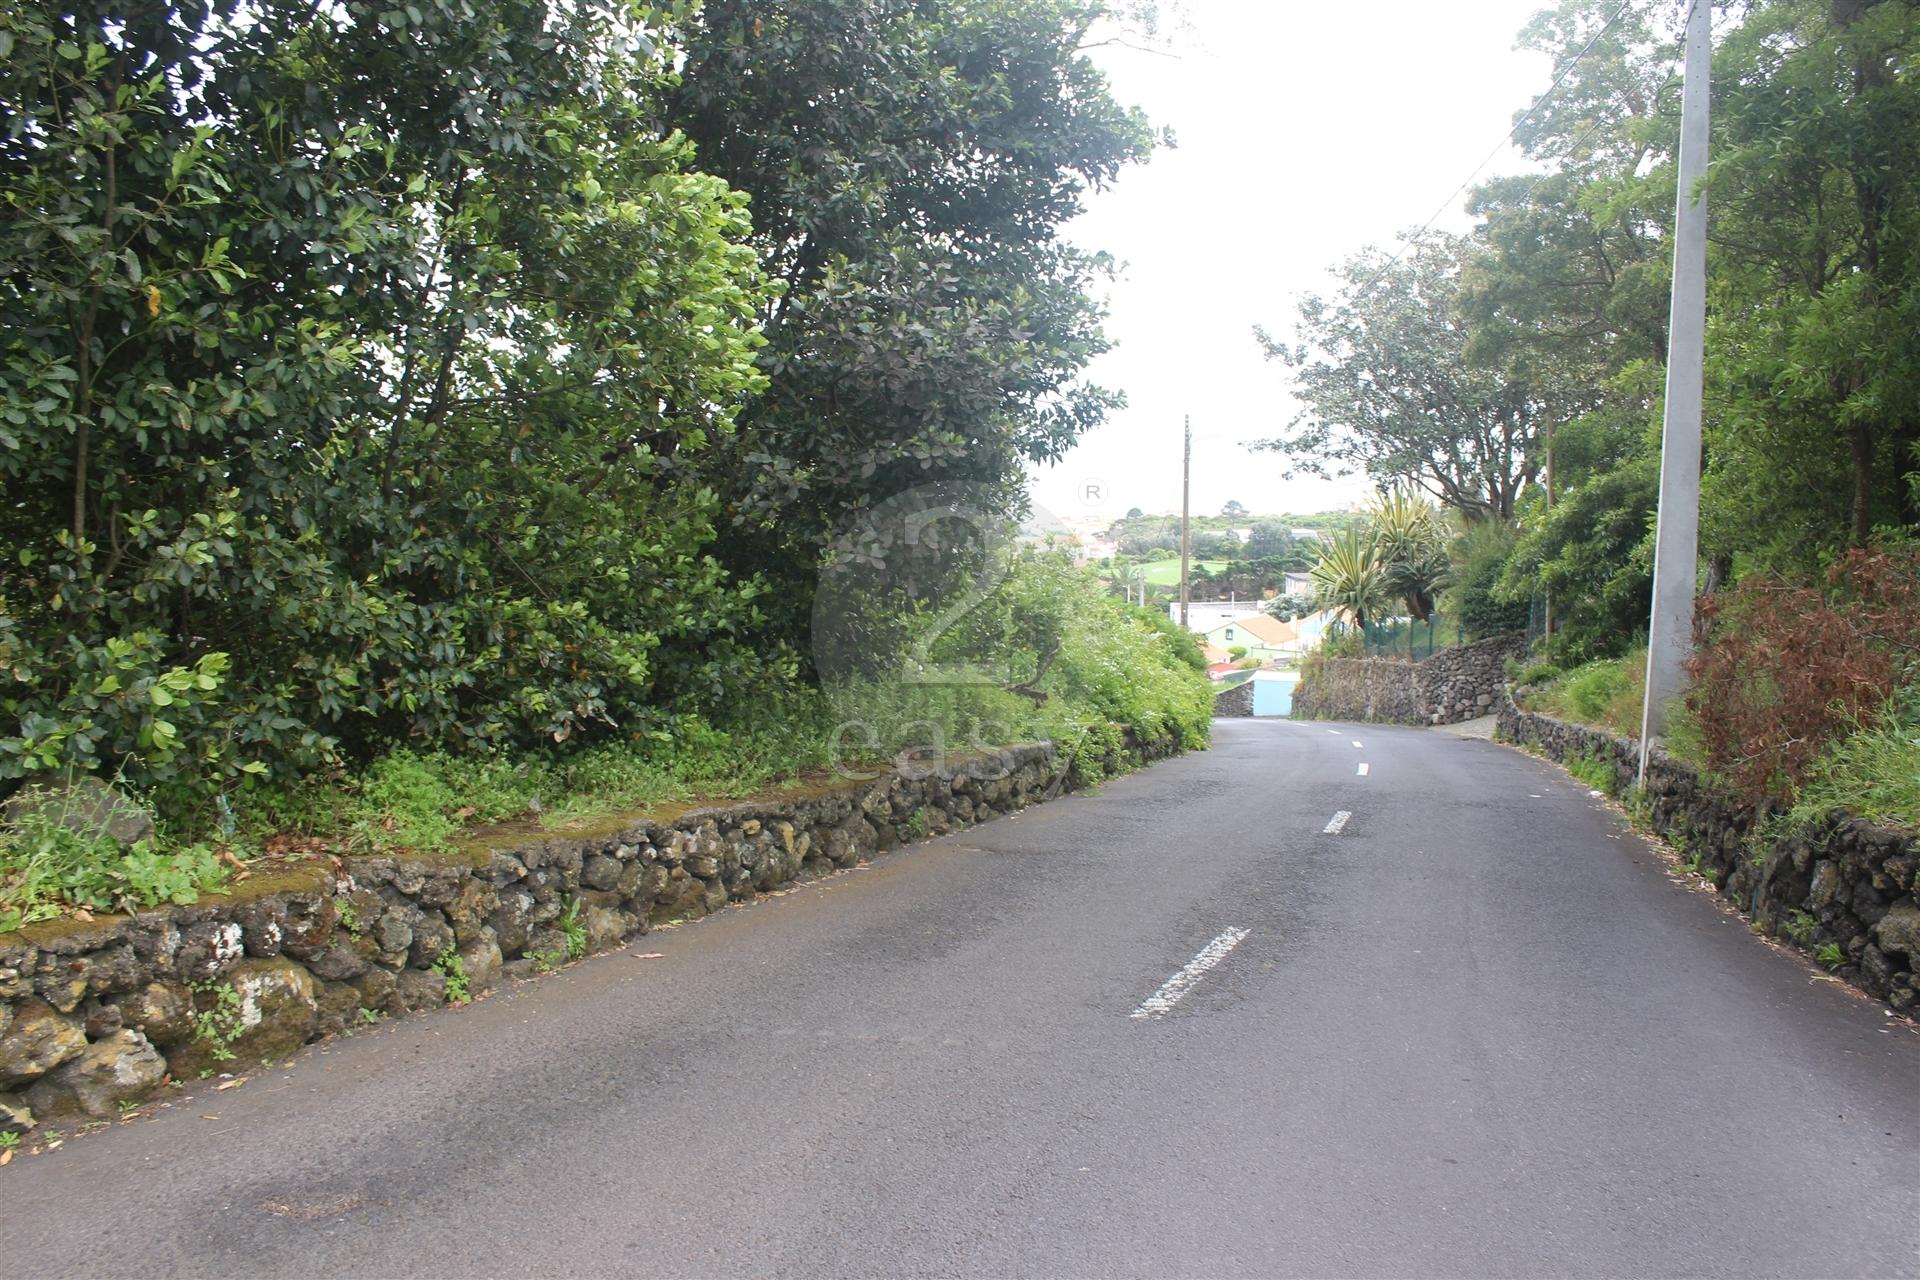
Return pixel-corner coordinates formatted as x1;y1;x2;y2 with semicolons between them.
1199;612;1295;661
1170;600;1266;633
1282;571;1313;597
1280;608;1340;654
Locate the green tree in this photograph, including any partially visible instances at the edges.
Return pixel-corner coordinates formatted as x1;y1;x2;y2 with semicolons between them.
1703;0;1920;549
1255;232;1588;521
1244;521;1295;562
1464;0;1678;373
1369;490;1449;623
1308;529;1391;632
1477;0;1920;601
1443;522;1531;640
669;0;1157;640
1497;450;1658;663
0;0;771;793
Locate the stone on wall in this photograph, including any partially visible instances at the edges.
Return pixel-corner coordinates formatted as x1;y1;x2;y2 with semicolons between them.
167;957;318;1078
0;1090;33;1136
458;934;504;996
0;1001;87;1087
23;1028;166;1119
107;982;196;1047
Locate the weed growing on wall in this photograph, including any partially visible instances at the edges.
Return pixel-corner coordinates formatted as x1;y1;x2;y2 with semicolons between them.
1563;750;1616;794
559;900;587;961
191;980;245;1063
434;945;471;1005
1;785;225;930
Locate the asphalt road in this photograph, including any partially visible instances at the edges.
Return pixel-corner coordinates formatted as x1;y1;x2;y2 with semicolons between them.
6;719;1917;1279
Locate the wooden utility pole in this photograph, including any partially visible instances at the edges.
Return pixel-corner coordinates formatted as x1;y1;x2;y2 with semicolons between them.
1638;0;1710;784
1179;415;1191;630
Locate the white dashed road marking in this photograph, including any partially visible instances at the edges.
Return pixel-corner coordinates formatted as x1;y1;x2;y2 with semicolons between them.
1323;810;1352;835
1130;928;1250;1020
1351;740;1364;748
1357;762;1370;776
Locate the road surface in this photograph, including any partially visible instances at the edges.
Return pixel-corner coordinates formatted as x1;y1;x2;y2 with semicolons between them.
7;719;1917;1278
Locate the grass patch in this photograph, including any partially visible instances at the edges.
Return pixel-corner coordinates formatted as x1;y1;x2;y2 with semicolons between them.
1563;750;1616;794
1137;560;1230;586
1505;656;1563;689
0;788;227;932
1517;651;1710;769
1787;694;1920;834
1524;651;1644;737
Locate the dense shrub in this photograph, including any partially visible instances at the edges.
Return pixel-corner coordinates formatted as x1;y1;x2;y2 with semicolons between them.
277;556;1213;853
1687;546;1920;803
1446;521;1530;639
0;0;774;808
1137;610;1210;674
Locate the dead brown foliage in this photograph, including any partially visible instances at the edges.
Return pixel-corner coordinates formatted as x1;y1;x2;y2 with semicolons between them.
1686;546;1920;802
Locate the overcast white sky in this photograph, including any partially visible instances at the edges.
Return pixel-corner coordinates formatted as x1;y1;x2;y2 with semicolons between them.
1027;0;1557;525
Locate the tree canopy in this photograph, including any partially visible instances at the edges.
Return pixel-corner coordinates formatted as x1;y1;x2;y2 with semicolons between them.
1258;0;1920;661
0;0;1159;800
668;0;1156;646
1254;232;1596;522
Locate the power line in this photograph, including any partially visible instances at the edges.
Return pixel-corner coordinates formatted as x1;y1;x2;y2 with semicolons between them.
1345;0;1642;300
1515;115;1612;204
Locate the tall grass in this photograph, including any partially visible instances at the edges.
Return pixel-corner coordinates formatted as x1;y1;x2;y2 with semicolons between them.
1790;694;1920;833
1525;650;1646;739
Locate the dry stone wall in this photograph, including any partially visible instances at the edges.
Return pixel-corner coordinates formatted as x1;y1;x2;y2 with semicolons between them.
1289;657;1420;724
1499;692;1919;1012
1291;633;1525;725
1212;681;1254;717
0;732;1181;1135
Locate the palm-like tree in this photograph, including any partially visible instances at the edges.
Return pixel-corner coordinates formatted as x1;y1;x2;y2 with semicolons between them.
1308;527;1391;631
1370;489;1449;623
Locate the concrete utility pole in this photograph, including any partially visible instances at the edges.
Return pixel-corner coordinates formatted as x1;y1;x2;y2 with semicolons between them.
1638;0;1711;784
1544;420;1555;644
1179;415;1192;630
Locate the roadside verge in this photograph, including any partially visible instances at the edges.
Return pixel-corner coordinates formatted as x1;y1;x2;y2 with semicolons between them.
1497;691;1918;1012
0;729;1183;1138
